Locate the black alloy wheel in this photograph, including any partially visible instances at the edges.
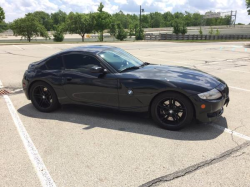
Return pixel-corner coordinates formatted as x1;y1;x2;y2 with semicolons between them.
157;98;187;125
151;92;194;130
30;81;59;112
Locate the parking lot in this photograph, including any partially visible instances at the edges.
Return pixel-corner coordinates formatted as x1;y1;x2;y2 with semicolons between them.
1;41;250;187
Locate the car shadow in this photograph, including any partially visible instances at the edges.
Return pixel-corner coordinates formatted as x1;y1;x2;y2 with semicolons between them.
17;103;227;141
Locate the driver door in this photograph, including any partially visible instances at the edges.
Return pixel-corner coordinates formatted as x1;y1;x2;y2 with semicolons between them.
61;53;119;108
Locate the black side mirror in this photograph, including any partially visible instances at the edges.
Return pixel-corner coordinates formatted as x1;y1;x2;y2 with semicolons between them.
91;66;105;73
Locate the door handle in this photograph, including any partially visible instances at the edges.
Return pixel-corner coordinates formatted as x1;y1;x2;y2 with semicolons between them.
66;77;72;81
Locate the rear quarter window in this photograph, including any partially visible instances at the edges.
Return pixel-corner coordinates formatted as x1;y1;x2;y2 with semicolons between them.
39;64;47;70
46;56;63;70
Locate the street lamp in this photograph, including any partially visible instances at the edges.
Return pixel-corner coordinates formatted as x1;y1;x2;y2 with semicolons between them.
140;5;144;38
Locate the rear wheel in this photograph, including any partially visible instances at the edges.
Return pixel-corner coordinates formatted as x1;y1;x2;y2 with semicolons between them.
151;92;194;131
30;81;59;112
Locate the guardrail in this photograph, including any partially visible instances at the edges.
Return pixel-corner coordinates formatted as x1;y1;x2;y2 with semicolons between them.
145;33;250;40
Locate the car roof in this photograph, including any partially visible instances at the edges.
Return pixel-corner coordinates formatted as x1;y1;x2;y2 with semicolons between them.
38;45;117;64
61;45;116;54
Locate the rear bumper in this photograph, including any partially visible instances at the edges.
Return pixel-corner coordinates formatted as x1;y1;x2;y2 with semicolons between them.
22;77;30;100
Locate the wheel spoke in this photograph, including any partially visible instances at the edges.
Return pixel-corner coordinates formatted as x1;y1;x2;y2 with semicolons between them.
157;97;186;126
38;98;44;107
158;104;169;110
33;86;53;109
34;94;43;98
175;114;180;122
44;98;51;105
38;87;44;95
160;114;169;121
172;99;175;106
174;106;186;113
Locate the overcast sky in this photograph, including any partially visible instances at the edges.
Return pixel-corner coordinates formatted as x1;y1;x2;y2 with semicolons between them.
0;0;248;24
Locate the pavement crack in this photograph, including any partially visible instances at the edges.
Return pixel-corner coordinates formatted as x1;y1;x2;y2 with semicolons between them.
4;51;40;58
232;152;245;158
139;142;250;187
230;124;245;146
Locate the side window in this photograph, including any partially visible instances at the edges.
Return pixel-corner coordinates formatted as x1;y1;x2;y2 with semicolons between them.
63;54;101;71
46;56;63;70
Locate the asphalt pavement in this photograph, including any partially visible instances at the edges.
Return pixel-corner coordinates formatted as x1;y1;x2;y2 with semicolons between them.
0;41;250;187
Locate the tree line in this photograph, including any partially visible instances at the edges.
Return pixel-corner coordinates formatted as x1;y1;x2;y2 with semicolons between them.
0;3;241;42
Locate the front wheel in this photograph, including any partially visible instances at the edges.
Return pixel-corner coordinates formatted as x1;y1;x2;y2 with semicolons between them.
30;81;59;112
151;92;194;131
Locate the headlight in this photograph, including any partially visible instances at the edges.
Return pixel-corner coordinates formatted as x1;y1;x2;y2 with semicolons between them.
198;89;222;100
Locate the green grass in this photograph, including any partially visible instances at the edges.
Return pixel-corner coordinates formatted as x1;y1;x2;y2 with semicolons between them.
1;38;250;45
159;39;250;43
0;40;136;45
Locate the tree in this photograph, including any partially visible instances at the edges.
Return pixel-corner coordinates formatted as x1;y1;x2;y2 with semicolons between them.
208;27;214;35
173;20;181;35
0;6;5;23
135;26;144;40
184;11;192;26
115;23;127;41
180;23;187;36
66;12;95;42
247;0;250;15
173;12;184;20
94;3;111;42
27;11;52;31
53;24;64;42
162;11;174;27
51;10;67;29
0;21;9;33
215;29;220;35
149;12;163;28
199;26;203;36
10;14;49;42
112;11;130;29
134;23;139;34
109;23;117;40
191;13;203;26
128;24;134;38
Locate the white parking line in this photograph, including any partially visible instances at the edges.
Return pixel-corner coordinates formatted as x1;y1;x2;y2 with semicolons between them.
12;88;23;93
1;81;56;187
41;44;53;49
229;86;250;92
210;123;250;141
0;80;3;89
231;45;243;48
225;69;250;74
13;45;23;50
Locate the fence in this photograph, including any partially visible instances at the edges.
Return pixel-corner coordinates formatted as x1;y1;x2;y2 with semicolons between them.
145;33;250;41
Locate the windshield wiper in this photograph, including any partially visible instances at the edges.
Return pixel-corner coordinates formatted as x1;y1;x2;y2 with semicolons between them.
120;66;140;73
140;62;150;67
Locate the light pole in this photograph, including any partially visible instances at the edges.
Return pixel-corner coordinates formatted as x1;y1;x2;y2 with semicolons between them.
139;5;144;38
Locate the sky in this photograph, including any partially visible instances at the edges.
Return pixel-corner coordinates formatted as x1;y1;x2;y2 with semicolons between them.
0;0;249;24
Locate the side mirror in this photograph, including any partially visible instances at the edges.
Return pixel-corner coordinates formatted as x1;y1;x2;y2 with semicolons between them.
90;66;106;73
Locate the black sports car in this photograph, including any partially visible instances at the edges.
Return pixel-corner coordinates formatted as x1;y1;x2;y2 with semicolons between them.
22;45;229;130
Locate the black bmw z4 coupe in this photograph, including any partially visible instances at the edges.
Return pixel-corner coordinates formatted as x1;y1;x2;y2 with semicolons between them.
22;45;229;130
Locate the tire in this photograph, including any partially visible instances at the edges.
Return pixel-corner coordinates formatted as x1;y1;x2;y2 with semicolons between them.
30;81;59;112
151;92;194;131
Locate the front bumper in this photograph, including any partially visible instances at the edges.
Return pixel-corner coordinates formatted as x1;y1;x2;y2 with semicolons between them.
191;83;230;123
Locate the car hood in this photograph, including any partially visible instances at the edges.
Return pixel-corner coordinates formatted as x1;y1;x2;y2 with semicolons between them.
124;65;224;92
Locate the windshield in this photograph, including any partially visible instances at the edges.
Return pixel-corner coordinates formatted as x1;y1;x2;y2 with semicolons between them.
98;48;144;72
